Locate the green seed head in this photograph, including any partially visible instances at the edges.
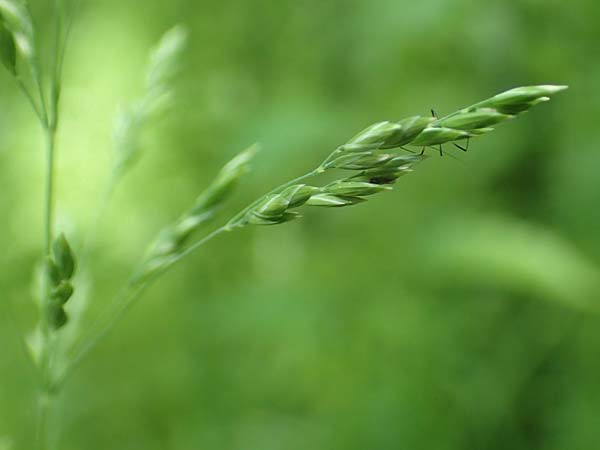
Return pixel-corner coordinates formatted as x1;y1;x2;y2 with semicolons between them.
410;127;471;147
192;145;258;213
280;184;319;208
52;233;76;280
324;180;391;197
306;194;365;207
437;108;512;130
329;153;395;170
379;116;435;149
46;305;68;330
46;257;62;287
254;194;290;218
248;211;300;226
0;19;16;75
348;121;402;146
51;281;74;305
475;85;568;114
0;0;35;61
337;142;382;153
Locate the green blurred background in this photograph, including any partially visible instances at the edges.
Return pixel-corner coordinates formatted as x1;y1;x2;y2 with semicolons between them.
1;0;600;449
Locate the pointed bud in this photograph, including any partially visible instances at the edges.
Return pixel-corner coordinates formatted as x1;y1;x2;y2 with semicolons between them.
337;142;382;153
46;305;68;330
325;181;391;197
248;211;300;225
329;153;395;170
51;281;74;305
0;22;16;75
478;85;568;114
379;116;435;149
192;145;258;213
306;194;365;207
410;127;471;147
0;2;34;61
348;121;402;146
280;185;319;208
52;234;76;280
45;257;62;286
437;108;512;130
254;194;289;218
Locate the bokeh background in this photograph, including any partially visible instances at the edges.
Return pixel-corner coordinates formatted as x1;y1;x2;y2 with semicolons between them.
1;0;599;449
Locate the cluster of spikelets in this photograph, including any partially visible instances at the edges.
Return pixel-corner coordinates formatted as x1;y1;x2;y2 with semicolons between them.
140;146;257;278
113;25;188;179
232;85;568;226
45;235;77;330
137;84;567;280
0;0;35;75
0;5;570;444
0;0;567;360
241;154;424;226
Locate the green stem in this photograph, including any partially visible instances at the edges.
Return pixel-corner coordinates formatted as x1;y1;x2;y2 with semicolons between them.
59;166;326;384
37;128;57;449
226;168;323;228
57;226;229;386
35;2;66;445
43;128;57;256
35;391;53;450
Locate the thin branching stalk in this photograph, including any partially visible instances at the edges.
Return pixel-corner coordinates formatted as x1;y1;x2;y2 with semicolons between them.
56;82;567;380
0;1;568;447
59;167;325;383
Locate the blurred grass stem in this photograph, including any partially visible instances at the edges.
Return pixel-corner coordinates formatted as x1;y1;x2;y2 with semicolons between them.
60;167;325;384
33;1;69;448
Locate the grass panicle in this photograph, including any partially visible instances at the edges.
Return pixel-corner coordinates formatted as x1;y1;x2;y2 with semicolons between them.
44;234;76;330
112;25;188;181
139;144;258;280
230;85;567;228
1;0;568;446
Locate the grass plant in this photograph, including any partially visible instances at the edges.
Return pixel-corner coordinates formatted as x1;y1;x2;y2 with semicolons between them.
0;1;566;448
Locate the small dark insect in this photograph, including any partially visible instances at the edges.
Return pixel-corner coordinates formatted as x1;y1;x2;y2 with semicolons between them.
436;108;470;152
418;109;470;158
369;176;397;185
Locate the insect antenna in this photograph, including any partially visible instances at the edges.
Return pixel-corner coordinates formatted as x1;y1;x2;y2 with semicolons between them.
431;109;443;157
453;136;470;152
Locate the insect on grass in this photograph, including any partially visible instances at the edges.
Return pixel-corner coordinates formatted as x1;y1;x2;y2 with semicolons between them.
0;1;567;448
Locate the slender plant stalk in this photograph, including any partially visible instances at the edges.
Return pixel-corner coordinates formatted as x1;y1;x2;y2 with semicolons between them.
57;169;322;385
0;1;568;447
27;1;69;447
225;169;323;229
57;84;569;385
34;393;52;450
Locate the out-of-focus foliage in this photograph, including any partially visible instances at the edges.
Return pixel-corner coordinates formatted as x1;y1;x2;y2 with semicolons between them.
0;0;599;449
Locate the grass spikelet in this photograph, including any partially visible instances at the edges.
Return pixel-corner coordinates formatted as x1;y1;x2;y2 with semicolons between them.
0;0;34;62
0;4;569;443
113;25;188;180
140;145;257;279
231;85;566;228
